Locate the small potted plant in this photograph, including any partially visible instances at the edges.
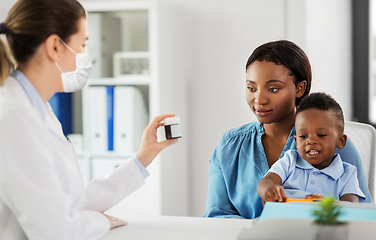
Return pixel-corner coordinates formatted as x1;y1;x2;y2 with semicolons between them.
312;197;348;240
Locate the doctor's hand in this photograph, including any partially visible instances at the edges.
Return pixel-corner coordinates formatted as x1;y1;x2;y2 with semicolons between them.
136;113;178;167
103;214;127;229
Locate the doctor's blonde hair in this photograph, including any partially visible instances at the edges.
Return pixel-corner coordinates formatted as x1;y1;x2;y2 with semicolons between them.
0;36;14;84
0;0;86;86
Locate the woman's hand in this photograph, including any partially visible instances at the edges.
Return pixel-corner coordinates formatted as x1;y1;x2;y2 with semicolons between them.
136;113;178;167
103;214;127;229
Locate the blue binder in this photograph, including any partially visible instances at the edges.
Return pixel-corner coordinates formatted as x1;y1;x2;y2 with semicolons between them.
106;86;114;151
49;93;72;136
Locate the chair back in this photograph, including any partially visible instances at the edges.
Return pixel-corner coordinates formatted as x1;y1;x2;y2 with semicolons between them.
344;121;376;201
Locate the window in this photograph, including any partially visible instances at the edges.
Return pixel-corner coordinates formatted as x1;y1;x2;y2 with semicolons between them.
370;0;376;123
352;0;372;125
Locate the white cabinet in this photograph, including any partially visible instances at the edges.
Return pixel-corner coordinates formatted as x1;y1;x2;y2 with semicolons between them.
87;13;121;78
91;158;158;217
79;1;188;217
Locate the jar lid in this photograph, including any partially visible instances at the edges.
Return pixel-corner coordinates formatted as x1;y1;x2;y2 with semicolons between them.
164;116;180;125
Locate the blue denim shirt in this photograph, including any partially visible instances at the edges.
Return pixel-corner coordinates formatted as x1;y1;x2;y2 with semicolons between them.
203;121;372;219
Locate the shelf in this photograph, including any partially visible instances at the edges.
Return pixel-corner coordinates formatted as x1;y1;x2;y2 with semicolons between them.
79;0;188;217
88;77;151;86
115;51;150;58
77;151;136;159
82;1;156;12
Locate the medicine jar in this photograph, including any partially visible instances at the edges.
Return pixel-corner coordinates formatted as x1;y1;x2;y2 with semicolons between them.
164;116;182;139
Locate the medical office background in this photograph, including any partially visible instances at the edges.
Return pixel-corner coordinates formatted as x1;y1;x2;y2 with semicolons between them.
0;0;375;218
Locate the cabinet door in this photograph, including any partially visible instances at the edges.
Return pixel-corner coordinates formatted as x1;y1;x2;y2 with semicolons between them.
91;158;159;217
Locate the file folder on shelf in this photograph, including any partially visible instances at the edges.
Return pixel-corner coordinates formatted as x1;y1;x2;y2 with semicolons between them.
107;86;114;151
113;86;149;153
87;13;121;78
88;86;108;152
49;92;72;136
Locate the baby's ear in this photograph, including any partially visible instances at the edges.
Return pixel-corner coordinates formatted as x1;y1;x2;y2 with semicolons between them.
337;134;347;149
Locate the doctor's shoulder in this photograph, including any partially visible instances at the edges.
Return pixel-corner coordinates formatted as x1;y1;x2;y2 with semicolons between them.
0;81;40;123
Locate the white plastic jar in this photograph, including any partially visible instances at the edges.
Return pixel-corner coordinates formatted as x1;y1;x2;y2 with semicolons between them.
163;116;182;139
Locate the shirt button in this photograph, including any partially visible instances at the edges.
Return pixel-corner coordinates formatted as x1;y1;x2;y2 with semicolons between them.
310;180;315;184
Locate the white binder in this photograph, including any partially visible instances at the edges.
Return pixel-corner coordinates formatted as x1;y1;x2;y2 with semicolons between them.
88;86;108;152
87;13;121;78
113;86;149;153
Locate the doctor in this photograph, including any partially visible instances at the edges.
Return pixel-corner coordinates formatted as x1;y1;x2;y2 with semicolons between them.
0;0;178;239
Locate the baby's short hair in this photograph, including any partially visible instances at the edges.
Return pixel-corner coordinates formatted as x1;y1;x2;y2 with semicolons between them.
296;92;344;132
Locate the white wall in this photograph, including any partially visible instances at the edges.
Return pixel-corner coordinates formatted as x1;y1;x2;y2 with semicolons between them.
305;0;352;120
0;0;16;20
176;0;287;217
0;0;353;217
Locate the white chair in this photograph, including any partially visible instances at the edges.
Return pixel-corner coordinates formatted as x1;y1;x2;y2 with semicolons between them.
344;121;376;202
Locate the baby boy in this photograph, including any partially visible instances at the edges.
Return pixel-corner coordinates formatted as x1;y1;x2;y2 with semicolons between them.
257;92;365;203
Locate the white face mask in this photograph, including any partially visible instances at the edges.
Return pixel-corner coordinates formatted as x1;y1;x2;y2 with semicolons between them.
55;38;92;93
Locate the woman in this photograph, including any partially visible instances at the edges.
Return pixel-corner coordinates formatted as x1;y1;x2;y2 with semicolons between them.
0;0;177;239
203;40;372;219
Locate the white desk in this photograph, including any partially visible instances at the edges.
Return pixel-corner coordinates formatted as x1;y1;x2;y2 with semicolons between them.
102;215;376;240
239;218;376;240
102;215;253;240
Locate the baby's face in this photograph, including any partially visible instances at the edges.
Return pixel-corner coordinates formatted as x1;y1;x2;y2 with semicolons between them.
294;108;346;170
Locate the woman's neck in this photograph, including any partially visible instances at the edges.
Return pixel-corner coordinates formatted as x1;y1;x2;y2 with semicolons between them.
17;58;62;103
261;108;296;167
263;108;296;138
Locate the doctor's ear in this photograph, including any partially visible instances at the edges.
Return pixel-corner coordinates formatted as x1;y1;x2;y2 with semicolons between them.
45;34;62;62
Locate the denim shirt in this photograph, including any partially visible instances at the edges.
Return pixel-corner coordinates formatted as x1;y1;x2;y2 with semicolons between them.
203;121;372;219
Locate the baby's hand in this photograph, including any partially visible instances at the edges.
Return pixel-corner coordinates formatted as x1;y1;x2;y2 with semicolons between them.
304;193;324;199
262;185;289;204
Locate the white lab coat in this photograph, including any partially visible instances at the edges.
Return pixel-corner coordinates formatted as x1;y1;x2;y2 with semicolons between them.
0;76;145;240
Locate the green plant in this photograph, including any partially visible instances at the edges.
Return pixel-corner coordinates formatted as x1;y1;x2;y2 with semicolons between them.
312;197;346;225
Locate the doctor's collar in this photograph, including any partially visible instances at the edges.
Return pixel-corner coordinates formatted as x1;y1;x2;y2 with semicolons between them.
11;70;48;118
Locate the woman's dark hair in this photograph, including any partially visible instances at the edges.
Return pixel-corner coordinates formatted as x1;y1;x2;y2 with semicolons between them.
0;0;86;85
245;40;312;106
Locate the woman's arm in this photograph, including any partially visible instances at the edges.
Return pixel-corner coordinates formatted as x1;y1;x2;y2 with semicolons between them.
203;156;244;219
